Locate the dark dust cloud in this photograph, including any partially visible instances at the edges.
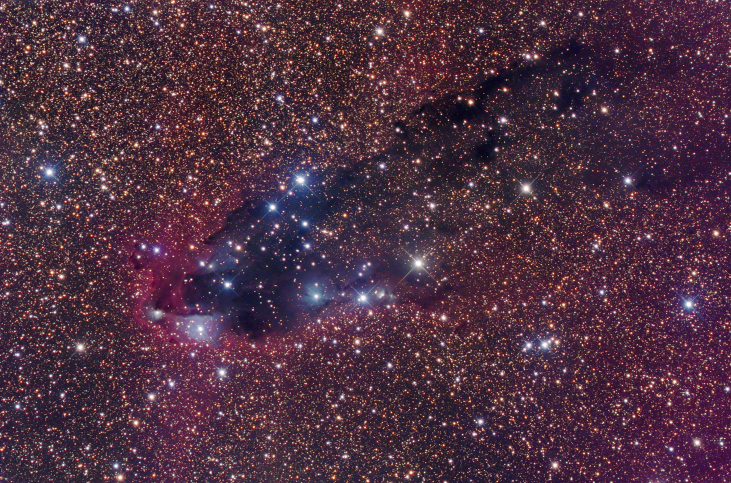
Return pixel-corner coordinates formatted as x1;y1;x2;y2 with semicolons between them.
1;1;731;483
141;42;610;343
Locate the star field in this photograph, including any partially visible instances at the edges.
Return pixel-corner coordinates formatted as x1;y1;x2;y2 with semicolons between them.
1;1;731;482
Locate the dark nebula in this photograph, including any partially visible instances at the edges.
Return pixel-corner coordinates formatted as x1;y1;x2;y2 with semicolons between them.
141;42;607;343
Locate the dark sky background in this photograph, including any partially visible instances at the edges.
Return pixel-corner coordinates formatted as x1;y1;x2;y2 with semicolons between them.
1;1;730;482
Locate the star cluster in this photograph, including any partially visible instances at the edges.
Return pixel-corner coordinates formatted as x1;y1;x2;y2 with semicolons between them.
1;1;731;482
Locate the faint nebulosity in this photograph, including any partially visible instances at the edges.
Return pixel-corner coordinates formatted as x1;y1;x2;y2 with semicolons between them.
1;1;730;482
